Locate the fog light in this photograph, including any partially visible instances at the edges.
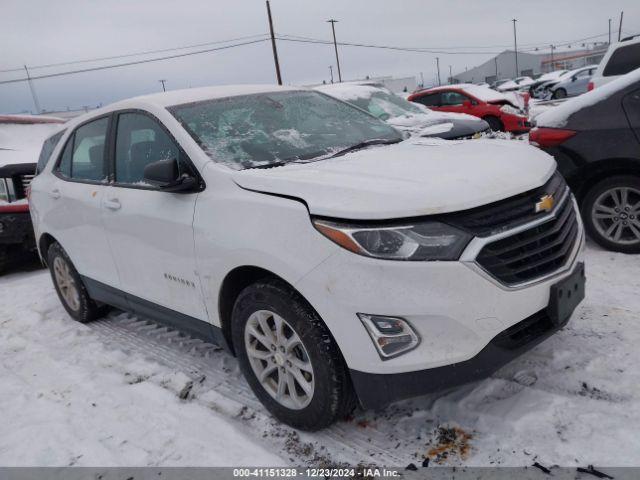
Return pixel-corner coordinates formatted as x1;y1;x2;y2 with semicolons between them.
357;314;420;359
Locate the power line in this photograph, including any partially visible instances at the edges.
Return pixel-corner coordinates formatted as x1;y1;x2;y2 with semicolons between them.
0;38;269;85
0;33;270;74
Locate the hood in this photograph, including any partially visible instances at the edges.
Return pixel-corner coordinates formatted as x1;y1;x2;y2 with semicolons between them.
386;111;488;139
232;138;556;220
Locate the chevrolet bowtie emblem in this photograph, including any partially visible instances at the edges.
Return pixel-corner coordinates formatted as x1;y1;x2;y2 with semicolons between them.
535;194;555;213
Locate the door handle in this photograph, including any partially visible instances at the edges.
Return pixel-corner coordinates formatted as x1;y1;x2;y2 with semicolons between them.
49;189;61;199
104;198;121;210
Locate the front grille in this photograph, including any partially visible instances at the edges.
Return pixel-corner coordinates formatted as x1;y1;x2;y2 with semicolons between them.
476;194;579;285
443;171;567;237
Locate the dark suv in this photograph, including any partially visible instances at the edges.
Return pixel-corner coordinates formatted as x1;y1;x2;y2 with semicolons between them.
530;71;640;253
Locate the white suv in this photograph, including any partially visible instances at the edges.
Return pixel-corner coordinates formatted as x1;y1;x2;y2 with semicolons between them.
590;36;640;90
30;85;586;430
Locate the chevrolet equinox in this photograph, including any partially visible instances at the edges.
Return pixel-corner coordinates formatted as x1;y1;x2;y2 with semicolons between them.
30;85;586;430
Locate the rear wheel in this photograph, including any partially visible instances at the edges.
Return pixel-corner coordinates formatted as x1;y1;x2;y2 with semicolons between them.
484;116;504;132
582;175;640;253
47;242;105;322
552;88;567;99
231;280;355;430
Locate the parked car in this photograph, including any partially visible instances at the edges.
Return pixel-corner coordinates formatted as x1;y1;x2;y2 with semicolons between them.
530;68;640;253
530;70;569;98
496;76;535;92
590;35;640;90
0;115;65;273
490;79;510;90
315;83;490;139
30;85;585;430
548;65;598;99
408;84;530;133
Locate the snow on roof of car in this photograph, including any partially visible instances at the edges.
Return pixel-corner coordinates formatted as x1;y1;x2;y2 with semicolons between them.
314;82;384;101
536;70;568;82
420;84;508;103
121;84;304;108
535;67;640;128
556;65;600;81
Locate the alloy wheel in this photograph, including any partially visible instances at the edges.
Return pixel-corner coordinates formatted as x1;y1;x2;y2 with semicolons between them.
592;186;640;245
244;309;315;410
53;256;81;312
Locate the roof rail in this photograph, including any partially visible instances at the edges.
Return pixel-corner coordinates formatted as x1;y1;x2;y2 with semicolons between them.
621;34;640;42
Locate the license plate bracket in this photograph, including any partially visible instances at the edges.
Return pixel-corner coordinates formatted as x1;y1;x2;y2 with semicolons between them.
547;262;585;326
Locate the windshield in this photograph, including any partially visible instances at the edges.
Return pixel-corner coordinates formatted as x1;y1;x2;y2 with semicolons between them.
169;90;402;170
348;90;425;120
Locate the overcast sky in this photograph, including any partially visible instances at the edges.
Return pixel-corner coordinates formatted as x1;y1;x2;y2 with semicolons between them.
1;0;638;114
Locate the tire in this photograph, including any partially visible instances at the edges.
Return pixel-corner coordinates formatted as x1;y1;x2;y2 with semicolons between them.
581;175;640;253
47;242;105;322
484;116;504;132
231;280;356;430
552;88;567;99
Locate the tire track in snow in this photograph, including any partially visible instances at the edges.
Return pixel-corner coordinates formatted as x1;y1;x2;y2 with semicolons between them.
89;312;412;466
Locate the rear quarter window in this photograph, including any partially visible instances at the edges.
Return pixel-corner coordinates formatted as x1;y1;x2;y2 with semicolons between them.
36;130;65;174
603;43;640;77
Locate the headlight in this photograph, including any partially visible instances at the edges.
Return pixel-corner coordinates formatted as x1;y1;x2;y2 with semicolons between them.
313;218;472;260
499;104;521;116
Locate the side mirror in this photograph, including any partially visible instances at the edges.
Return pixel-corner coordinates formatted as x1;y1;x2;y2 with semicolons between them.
462;100;472;108
143;158;197;193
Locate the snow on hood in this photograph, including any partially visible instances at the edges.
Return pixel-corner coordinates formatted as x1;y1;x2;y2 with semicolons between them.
316;83;482;132
536;67;640;128
0;123;64;167
232;138;556;220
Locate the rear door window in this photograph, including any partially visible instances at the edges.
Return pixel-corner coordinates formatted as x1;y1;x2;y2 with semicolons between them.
440;91;468;106
413;93;440;107
603;43;640;77
70;118;109;182
36;130;65;174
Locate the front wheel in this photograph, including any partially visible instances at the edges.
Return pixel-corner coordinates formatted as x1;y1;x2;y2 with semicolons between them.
484;115;504;132
582;175;640;253
231;280;355;430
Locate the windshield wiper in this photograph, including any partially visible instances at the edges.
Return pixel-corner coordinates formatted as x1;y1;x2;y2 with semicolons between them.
329;138;402;158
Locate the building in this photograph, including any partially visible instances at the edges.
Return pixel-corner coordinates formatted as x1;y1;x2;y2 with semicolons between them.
452;45;609;84
541;45;608;72
452;50;542;85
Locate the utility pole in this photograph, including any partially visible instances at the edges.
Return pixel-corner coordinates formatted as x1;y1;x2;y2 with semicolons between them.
329;65;334;83
494;57;498;78
550;45;555;71
609;18;612;44
420;71;424;88
618;11;624;42
23;65;41;114
436;57;441;86
266;1;283;85
159;79;167;92
327;19;342;82
512;19;519;77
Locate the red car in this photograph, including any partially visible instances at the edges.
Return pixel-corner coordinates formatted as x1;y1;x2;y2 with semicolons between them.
407;84;530;133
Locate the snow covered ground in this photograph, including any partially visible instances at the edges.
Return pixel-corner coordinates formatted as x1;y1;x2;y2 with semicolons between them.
1;241;639;469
